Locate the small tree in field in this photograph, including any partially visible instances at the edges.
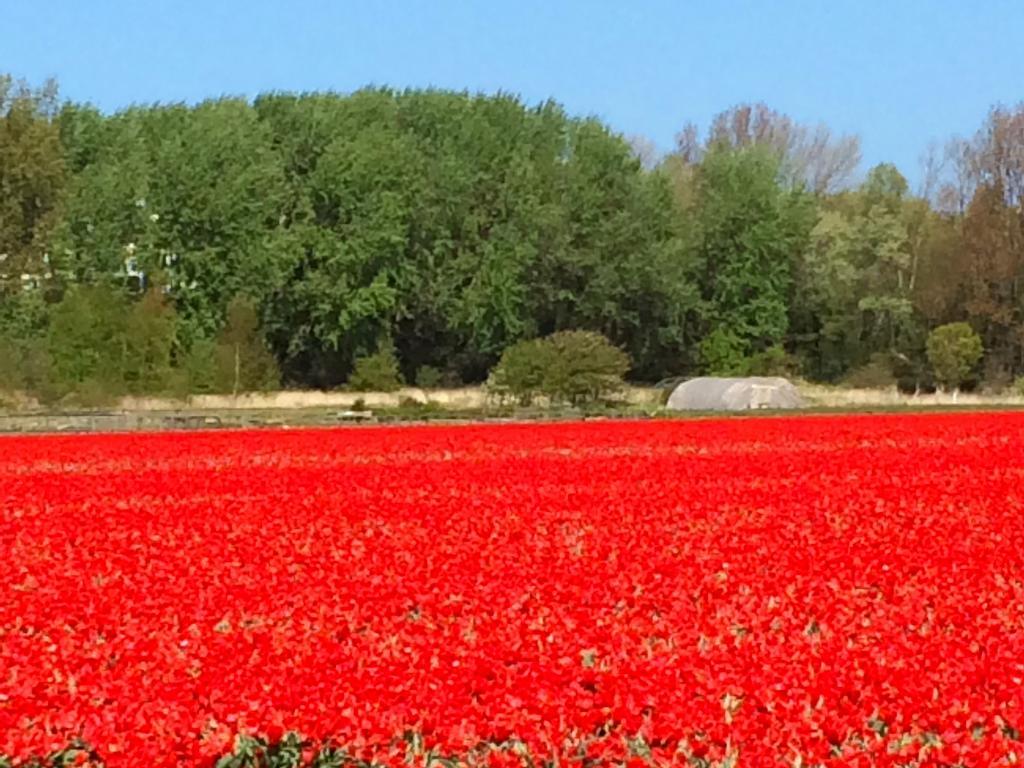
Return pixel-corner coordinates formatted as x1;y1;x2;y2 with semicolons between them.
216;297;280;395
487;337;556;405
488;331;630;406
348;339;404;392
543;330;630;405
926;322;983;393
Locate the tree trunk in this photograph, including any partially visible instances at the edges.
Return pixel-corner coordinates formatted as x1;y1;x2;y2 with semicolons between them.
233;343;240;400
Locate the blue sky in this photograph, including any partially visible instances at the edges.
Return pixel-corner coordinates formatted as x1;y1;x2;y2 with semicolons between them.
8;1;1024;186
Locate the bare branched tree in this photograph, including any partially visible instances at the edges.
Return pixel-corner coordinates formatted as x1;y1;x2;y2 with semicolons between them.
917;140;946;203
673;122;702;165
626;134;661;171
704;103;861;194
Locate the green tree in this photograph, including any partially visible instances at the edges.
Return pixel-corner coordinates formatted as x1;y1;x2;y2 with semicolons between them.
0;76;66;290
488;331;629;406
46;285;131;402
214;296;280;395
543;330;630;404
55;99;293;348
699;327;750;375
347;339;404;392
122;290;177;395
31;83;1023;396
487;337;556;405
0;289;51;394
532;119;695;381
692;145;815;371
263;92;420;386
792;164;921;380
926;322;983;392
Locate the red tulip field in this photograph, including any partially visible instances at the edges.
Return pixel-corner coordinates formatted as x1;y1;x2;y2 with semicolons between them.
3;414;1024;767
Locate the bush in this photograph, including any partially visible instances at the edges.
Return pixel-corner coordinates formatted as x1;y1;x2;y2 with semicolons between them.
66;376;120;409
926;322;983;392
180;339;219;395
841;353;896;390
215;297;281;394
699;328;749;375
746;346;798;377
414;365;443;389
982;357;1013;394
487;337;554;405
0;336;23;392
45;285;131;400
488;331;629;406
348;341;404;392
543;331;630;405
122;290;177;396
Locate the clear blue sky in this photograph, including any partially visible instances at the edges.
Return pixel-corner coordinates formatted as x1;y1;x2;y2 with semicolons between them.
8;1;1023;186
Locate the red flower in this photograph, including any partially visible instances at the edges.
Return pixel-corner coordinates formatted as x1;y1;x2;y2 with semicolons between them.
2;414;1024;765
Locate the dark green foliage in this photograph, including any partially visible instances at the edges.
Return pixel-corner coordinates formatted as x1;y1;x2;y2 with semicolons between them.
213;296;281;394
0;76;66;286
691;146;815;370
122;290;177;395
215;733;313;768
746;345;799;377
699;327;750;376
488;331;629;405
543;330;631;404
0;738;98;768
0;290;51;394
487;337;555;405
39;286;181;403
414;365;443;389
347;340;404;392
9;75;1024;402
45;285;133;402
179;337;220;395
841;352;897;389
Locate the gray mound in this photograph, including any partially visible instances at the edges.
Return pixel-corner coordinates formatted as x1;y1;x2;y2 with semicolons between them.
666;376;805;411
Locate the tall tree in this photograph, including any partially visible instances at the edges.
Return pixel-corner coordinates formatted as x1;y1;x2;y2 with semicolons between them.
679;103;862;194
55;99;292;348
691;145;815;373
0;76;66;290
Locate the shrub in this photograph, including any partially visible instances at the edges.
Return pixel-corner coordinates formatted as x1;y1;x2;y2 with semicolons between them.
176;299;281;397
982;358;1013;394
180;339;219;395
488;331;629;406
67;376;120;409
45;285;131;400
890;351;937;394
699;328;749;376
415;365;443;389
0;336;23;393
746;346;798;377
215;297;281;394
543;330;630;405
122;290;177;396
841;353;897;390
926;322;983;392
487;337;554;405
348;341;404;392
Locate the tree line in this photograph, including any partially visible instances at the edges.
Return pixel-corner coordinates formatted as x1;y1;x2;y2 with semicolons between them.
1;75;1021;402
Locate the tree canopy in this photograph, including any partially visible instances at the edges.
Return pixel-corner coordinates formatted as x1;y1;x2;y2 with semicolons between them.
1;80;1022;400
